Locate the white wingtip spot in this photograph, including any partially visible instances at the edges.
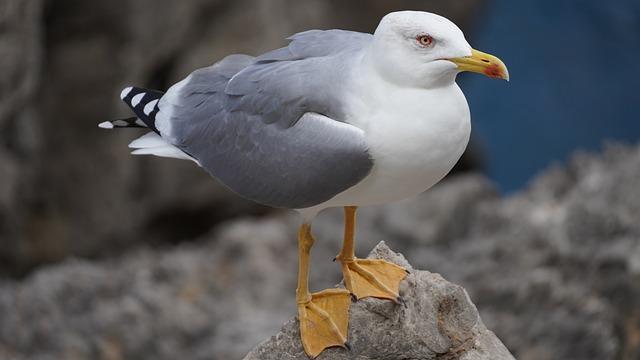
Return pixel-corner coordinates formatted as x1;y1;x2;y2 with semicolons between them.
98;121;114;129
131;93;145;107
143;99;159;115
120;86;133;100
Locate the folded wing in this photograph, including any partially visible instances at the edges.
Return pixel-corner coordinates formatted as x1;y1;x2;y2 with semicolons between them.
155;30;374;209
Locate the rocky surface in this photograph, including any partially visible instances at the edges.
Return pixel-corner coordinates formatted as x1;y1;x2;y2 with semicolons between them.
244;242;514;360
312;144;640;360
0;143;638;359
0;0;483;276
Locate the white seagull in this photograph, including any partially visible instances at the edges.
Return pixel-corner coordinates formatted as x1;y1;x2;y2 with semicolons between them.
100;10;508;358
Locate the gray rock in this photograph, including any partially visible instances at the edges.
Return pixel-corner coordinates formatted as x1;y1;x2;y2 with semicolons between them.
244;242;514;360
341;144;640;360
1;141;638;360
0;218;299;360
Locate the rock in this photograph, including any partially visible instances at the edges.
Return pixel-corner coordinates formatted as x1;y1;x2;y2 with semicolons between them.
1;144;639;359
307;144;640;360
244;242;514;360
0;217;300;360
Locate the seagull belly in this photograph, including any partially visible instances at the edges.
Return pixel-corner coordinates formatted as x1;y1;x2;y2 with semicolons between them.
323;84;471;208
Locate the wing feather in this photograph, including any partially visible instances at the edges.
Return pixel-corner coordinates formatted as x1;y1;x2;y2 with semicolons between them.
155;30;374;208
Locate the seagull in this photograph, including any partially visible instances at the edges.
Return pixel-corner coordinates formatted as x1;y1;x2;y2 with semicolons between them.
100;10;508;358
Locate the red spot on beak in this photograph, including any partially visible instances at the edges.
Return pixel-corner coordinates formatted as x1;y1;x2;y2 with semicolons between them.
484;64;503;79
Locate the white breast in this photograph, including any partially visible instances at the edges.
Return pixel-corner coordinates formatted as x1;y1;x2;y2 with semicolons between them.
301;79;471;217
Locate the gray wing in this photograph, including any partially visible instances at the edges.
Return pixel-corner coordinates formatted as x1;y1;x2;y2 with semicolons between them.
155;30;374;209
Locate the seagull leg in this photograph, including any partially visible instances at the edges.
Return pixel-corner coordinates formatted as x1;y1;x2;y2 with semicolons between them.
296;223;351;358
335;206;407;302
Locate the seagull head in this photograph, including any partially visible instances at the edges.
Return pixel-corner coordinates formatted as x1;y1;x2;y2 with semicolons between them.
371;11;509;88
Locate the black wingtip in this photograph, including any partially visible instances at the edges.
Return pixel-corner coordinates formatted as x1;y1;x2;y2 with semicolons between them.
98;116;145;129
119;86;164;134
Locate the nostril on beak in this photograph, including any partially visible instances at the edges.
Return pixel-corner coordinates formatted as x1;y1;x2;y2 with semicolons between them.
481;59;491;63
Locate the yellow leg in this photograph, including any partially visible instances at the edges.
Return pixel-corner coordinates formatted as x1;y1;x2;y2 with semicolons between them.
296;223;351;358
335;206;408;301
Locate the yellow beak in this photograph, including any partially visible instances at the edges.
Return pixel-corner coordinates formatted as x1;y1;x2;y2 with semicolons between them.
449;49;509;81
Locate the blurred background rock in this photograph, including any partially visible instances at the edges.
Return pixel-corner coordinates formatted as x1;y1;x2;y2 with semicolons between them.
0;1;639;359
1;143;639;360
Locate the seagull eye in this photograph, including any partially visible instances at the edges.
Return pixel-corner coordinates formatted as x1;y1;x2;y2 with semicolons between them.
416;35;434;47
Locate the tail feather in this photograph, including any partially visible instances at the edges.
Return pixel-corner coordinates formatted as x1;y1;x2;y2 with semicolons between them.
100;85;199;165
128;132;200;165
128;131;167;148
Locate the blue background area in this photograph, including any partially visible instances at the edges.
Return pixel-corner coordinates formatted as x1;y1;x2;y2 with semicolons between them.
459;0;640;192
